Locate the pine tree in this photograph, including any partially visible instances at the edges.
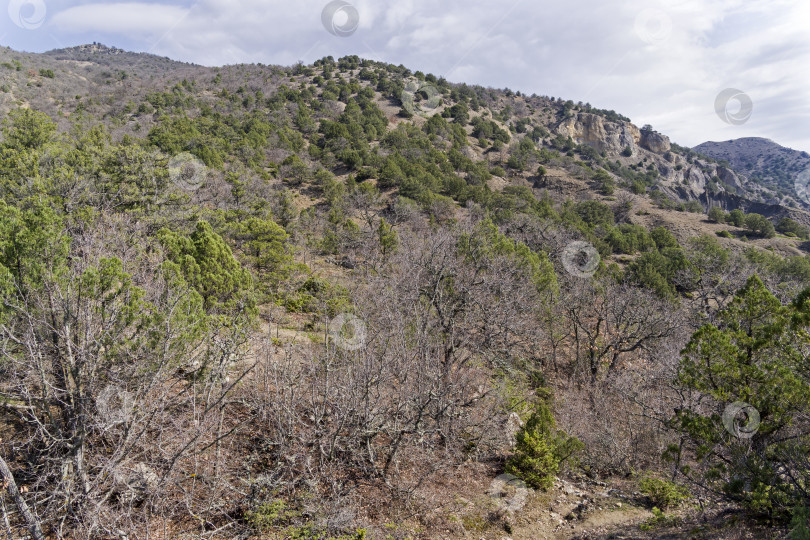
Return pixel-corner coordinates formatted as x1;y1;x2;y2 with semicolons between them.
506;399;582;490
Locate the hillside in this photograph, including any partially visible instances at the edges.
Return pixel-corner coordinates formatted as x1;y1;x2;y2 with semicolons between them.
694;137;810;211
0;44;808;539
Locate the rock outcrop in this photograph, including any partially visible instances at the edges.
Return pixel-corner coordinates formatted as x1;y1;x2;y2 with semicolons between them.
555;113;672;155
555;113;639;155
639;129;671;154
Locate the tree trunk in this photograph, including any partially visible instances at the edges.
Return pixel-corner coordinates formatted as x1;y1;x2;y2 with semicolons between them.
0;453;45;540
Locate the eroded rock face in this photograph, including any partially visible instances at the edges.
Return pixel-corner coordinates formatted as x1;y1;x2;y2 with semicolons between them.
715;165;743;190
555;113;639;155
640;129;671;154
555;113;675;156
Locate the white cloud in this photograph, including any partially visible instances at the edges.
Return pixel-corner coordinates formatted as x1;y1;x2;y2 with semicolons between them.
30;0;810;151
49;2;189;36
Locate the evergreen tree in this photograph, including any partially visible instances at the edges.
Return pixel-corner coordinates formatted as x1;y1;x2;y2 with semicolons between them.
672;276;810;518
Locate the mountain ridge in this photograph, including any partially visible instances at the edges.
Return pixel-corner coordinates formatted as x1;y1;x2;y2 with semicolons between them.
694;137;810;209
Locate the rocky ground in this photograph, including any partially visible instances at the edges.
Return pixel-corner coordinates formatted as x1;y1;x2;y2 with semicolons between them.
434;472;787;540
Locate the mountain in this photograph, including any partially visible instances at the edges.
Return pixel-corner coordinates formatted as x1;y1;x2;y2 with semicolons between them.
694;137;810;209
0;44;807;539
4;42;808;232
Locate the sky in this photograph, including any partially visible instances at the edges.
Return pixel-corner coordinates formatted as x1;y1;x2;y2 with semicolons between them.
2;0;809;152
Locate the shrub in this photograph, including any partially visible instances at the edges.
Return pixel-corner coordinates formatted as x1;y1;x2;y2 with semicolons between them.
791;506;810;540
246;499;294;531
574;200;614;228
593;168;615;195
707;206;725;223
626;247;685;299
651;226;679;250
777;217;810;240
638;476;689;509
505;399;583;490
727;208;745;227
672;276;810;518
683;200;704;213
744;213;775;238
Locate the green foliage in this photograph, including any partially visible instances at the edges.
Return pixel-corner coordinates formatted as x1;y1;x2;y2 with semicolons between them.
637;476;689;510
246;495;368;538
682;200;704;213
0;200;69;291
707;206;726;223
459;218;557;295
777;217;810;239
744;213;776;238
471;116;510;143
791;507;810;540
147;109;289;170
246;499;297;531
574;200;614;229
743;249;810;296
506;399;583;490
727;208;745;227
626;244;685;299
230;216;293;278
672;276;810;518
651;226;679;250
605;224;655;254
592;168;615;195
2;108;57;150
158;221;255;315
377;218;398;256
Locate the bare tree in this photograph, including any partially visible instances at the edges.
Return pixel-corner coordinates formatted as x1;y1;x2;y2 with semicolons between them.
562;279;683;384
245;221;553;517
0;214;255;537
0;452;45;540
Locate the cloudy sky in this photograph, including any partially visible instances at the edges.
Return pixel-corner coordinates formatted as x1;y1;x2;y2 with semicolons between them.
3;0;809;151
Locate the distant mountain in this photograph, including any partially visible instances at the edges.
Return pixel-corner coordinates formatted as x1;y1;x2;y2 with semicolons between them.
43;42;197;73
694;137;810;209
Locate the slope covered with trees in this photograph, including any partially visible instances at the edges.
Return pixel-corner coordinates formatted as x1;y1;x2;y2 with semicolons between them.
0;45;808;539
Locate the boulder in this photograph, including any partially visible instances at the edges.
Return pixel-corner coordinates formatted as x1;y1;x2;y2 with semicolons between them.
640;129;671;154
